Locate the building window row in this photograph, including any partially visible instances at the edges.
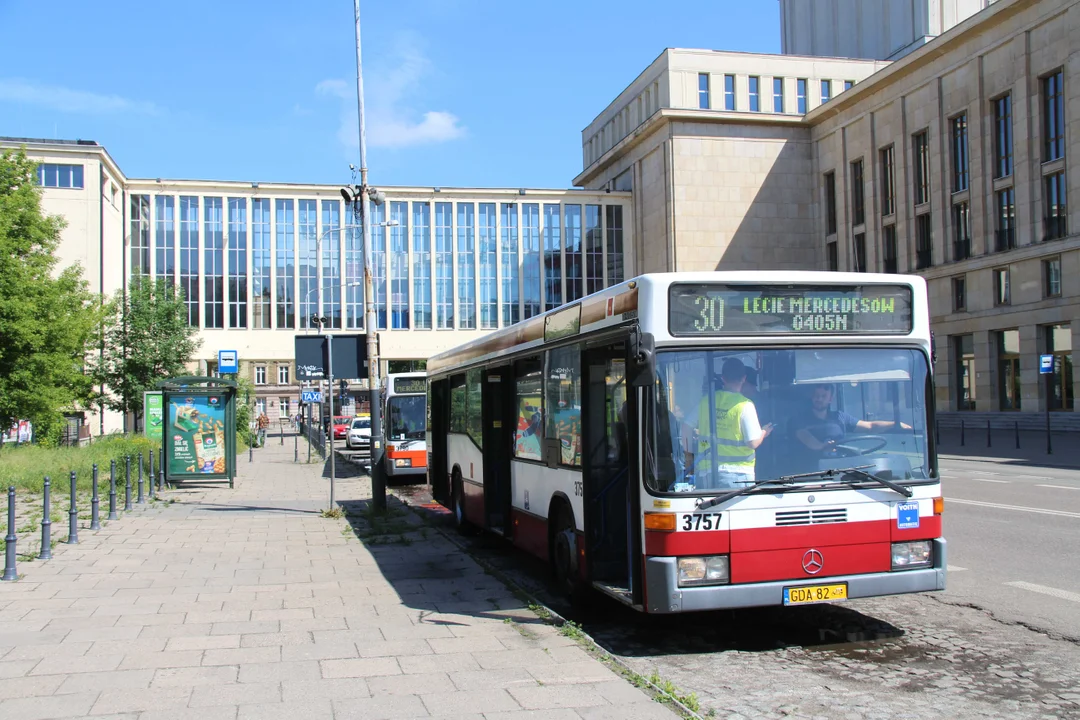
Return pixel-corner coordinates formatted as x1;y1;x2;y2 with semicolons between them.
37;163;84;189
693;73;853;114
953;325;1073;412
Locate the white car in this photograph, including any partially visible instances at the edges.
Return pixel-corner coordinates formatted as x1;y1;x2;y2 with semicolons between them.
346;416;371;450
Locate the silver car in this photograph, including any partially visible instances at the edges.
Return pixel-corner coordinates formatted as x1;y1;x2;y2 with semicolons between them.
346;416;371;450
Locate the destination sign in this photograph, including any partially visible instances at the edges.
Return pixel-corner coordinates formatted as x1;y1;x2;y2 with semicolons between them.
393;377;427;395
669;284;914;336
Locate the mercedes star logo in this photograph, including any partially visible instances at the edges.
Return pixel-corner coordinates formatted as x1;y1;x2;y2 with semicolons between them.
802;549;824;575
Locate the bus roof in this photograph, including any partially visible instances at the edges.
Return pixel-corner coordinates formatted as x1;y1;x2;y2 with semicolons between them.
427;271;929;376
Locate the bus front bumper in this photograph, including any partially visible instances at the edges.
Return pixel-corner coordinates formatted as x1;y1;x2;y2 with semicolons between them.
385;461;427;477
643;538;946;614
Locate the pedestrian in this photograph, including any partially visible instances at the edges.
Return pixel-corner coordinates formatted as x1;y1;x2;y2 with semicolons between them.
693;358;773;489
256;412;270;446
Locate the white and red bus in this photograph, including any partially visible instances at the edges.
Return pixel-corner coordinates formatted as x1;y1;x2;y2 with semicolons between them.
382;372;428;479
427;272;945;613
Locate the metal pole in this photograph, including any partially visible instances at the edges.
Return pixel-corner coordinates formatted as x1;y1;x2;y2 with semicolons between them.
960;419;965;446
986;419;991;448
137;453;145;504
1046;373;1053;455
40;477;52;560
355;0;386;511
307;402;312;463
124;456;132;511
1015;420;1020;449
3;487;17;580
90;464;101;530
67;471;79;544
280;418;284;445
295;432;298;463
328;332;336;508
108;461;118;520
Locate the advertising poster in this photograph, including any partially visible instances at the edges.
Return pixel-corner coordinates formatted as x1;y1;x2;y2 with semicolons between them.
168;394;227;476
144;392;164;443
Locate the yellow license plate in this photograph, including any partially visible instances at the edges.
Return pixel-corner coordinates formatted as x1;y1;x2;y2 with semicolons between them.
783;583;848;605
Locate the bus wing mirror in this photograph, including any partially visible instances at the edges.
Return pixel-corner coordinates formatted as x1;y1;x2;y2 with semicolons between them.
629;331;655;387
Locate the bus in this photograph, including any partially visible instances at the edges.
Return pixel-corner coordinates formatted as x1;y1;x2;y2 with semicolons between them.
427;272;945;613
382;372;427;479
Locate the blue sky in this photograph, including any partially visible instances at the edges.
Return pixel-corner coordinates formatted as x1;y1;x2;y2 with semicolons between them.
0;0;780;189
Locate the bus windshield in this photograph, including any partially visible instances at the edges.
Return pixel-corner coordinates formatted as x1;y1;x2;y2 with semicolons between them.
387;395;426;441
648;347;932;494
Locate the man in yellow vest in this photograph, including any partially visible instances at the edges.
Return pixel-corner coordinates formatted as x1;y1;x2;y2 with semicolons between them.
694;358;774;489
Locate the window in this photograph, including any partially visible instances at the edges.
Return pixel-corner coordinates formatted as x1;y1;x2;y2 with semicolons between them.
953;202;971;261
545;345;582;467
993;267;1010;306
796;78;807;114
543;204;561;312
479;203;498;329
449;375;466;434
466;368;483;448
912;130;930;205
824;171;837;235
1044;172;1067;240
203;197;224;329
951;114;969;192
371;202;388;329
564;205;582;304
844;80;855;91
827;240;838;271
1043;70;1065;162
320;200;342;330
389;202;409;329
1044;256;1062;297
501;203;519;326
412;202;432;329
275;199;295;330
278;365;290;385
514;357;543;461
1046;324;1074;410
130;195;150;276
952;276;966;312
297;199;317;329
882;224;898;273
748;76;760;112
252;199;271;329
585;205;603;296
996;187;1015;251
522;204;541;319
154;196;175;282
850;159;864;226
279;398;291;419
998;329;1021;410
915;214;932;269
605;205;624;284
724;75;735;110
457;203;476;329
993;94;1013;178
227;198;248;329
880;145;895;216
954;334;976;410
255;366;267;385
698;73;710;109
435;202;454;329
179;197;199;326
820;79;831;104
853;233;866;272
36;163;83;189
773;77;784;112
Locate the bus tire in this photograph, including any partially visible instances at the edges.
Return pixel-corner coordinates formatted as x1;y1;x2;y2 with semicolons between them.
550;503;586;604
451;469;470;534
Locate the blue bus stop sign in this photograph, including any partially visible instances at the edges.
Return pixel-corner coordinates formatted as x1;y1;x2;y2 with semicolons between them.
218;350;238;374
1040;354;1054;374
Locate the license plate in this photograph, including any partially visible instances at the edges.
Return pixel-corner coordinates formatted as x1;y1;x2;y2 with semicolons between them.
783;583;848;606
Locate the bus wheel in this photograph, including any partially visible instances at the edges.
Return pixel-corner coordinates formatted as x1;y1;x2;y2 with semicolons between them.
451;470;469;533
551;505;581;600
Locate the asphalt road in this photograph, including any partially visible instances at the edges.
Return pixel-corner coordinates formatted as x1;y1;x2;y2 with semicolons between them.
940;456;1080;641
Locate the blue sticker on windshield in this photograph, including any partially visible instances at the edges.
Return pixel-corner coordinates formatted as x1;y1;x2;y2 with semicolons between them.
897;501;920;529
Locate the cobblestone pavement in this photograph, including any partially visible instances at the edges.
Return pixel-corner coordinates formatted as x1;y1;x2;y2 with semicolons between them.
397;486;1080;720
0;439;677;720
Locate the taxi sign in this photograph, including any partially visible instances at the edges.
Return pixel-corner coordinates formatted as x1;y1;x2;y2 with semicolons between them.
301;389;323;403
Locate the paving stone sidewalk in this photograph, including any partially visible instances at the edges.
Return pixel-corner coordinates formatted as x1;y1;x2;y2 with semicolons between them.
0;436;676;720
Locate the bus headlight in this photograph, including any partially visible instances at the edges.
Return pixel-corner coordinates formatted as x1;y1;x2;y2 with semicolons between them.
677;556;730;587
394;458;412;468
891;541;932;569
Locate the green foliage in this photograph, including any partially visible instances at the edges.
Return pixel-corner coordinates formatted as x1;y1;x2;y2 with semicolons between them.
229;374;256;447
0;149;101;437
0;433;157;493
94;274;200;423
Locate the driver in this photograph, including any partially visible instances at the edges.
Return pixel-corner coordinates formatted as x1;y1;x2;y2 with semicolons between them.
793;384;911;457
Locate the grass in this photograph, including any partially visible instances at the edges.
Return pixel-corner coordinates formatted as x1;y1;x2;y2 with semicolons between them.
0;434;158;494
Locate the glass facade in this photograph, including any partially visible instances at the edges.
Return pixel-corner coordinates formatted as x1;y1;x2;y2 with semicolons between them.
130;195;151;275
372;203;388;329
154;196;175;282
501;203;519;327
585;205;603;295
412;203;432;329
252;198;271;329
275;199;295;329
544;204;562;311
203;197;224;329
390;201;409;329
179;196;199;326
565;204;582;303
435;202;454;329
321;200;342;329
298;199;317;329
227;198;247;329
456;203;476;329
605;205;624;284
344;204;364;330
479;203;497;329
523;203;541;318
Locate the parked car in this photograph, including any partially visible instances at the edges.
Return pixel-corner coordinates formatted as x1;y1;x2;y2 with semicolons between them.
346;415;371;450
331;416;352;440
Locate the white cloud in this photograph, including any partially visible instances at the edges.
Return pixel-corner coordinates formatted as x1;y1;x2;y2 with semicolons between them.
316;36;464;150
0;78;163;116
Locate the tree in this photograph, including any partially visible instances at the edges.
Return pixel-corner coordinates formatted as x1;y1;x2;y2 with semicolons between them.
95;274;201;429
0;149;100;442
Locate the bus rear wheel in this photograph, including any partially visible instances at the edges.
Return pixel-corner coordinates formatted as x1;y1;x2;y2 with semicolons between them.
550;505;583;602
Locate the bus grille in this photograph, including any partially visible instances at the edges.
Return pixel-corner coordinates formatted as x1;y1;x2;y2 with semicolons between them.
775;508;848;526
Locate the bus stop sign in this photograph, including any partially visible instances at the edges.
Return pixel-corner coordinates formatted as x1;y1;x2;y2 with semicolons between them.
1040;354;1054;374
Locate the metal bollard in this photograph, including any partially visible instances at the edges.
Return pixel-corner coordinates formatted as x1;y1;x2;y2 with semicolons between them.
138;453;145;504
280;423;284;445
249;441;253;462
40;477;52;560
124;456;132;511
1015;421;1020;450
960;419;965;446
67;471;79;545
160;467;166;493
108;460;118;520
987;419;992;448
90;464;101;531
294;433;298;463
3;487;17;581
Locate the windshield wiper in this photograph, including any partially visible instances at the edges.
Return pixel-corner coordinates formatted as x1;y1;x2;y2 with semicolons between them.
698;478;797;510
779;465;913;498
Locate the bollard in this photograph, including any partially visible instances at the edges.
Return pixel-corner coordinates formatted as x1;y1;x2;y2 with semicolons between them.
960;419;965;446
3;487;17;581
124;456;132;511
987;419;992;448
90;464;101;531
160;467;166;493
108;460;118;520
249;441;253;463
137;453;145;504
280;423;284;445
67;471;79;545
1015;421;1020;450
295;433;298;463
40;477;52;560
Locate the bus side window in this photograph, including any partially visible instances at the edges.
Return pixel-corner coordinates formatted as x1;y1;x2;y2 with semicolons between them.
514;356;544;462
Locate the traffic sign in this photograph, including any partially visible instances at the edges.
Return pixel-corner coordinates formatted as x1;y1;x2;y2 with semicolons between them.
1039;354;1054;374
301;390;323;403
218;350;238;374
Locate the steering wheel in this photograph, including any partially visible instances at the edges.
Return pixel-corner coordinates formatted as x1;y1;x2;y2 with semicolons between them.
831;435;888;457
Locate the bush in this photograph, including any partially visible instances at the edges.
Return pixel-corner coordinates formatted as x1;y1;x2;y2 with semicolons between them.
0;434;158;493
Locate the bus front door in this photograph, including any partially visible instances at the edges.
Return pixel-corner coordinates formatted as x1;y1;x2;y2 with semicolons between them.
482;365;513;535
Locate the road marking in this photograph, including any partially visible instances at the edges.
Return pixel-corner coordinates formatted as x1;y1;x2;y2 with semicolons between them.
946;497;1080;519
1037;484;1080;491
1005;581;1080;604
970;478;1009;484
947;565;967;572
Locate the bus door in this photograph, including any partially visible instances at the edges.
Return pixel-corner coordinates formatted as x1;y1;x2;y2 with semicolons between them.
583;341;637;600
429;379;450;506
482;365;513;535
